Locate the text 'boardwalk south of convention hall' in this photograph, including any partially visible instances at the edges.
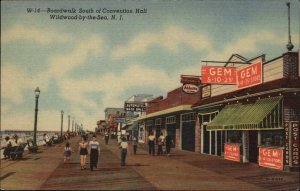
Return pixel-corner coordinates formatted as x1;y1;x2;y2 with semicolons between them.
27;8;148;21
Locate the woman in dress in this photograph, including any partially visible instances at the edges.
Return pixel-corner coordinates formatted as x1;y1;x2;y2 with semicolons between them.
78;135;88;170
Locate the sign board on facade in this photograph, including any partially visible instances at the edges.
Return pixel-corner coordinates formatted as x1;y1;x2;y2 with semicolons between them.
201;66;237;84
237;62;262;89
224;144;240;162
182;84;199;94
202;85;211;98
124;102;146;112
291;121;299;166
284;122;290;165
114;118;126;123
259;147;283;170
180;75;201;85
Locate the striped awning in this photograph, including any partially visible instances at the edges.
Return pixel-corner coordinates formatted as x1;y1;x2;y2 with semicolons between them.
206;96;283;130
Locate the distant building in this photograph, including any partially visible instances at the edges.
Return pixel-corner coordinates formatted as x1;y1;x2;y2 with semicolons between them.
124;94;154;120
104;108;125;122
104;108;125;135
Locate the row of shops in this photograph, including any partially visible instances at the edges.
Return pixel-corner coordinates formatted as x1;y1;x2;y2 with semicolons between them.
133;51;299;171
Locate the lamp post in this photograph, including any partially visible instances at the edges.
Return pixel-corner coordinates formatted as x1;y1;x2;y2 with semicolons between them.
61;110;64;137
33;87;40;147
68;115;70;132
72;118;74;132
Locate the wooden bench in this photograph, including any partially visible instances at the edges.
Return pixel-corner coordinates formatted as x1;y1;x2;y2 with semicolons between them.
9;143;27;160
52;136;64;144
27;139;38;153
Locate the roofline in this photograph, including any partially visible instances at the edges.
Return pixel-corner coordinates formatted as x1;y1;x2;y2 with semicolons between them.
192;88;300;110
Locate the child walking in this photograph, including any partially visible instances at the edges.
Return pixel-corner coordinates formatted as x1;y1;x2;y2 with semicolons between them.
64;142;73;163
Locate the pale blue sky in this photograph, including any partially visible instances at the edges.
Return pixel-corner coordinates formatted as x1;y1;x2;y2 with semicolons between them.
1;0;299;131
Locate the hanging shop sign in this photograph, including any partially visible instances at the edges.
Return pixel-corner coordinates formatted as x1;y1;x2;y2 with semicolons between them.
124;102;146;112
237;62;262;89
259;147;283;170
180;75;201;85
114;118;126;123
224;144;240;162
182;84;199;94
202;85;211;98
201;66;237;84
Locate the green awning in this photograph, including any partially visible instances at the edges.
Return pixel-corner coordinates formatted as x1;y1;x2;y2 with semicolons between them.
207;96;283;130
127;122;138;131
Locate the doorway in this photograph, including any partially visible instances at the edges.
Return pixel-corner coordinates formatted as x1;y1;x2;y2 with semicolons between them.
248;131;258;163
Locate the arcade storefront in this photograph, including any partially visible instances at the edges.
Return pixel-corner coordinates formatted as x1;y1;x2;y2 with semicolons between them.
193;52;300;171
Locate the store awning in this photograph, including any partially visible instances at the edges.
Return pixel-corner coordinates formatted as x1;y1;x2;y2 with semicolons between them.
127;122;138;131
137;105;192;120
207;96;283;130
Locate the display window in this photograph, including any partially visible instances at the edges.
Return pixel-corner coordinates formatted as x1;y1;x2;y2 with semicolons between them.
227;131;242;144
261;130;284;147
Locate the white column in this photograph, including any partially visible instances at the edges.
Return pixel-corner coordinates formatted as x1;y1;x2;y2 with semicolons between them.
242;131;249;163
201;123;204;154
209;131;212;155
215;131;218;156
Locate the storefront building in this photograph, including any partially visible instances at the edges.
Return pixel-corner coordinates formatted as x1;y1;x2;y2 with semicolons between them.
192;52;299;171
137;87;200;151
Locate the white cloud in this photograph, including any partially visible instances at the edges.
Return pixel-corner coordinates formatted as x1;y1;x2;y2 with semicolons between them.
48;35;104;78
2;24;71;44
1;64;49;104
111;26;211;59
55;63;179;129
206;31;298;61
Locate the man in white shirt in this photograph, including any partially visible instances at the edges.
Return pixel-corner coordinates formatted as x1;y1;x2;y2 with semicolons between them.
119;136;128;166
89;134;100;171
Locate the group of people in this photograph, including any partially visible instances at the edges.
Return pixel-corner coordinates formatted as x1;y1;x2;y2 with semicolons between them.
2;134;23;160
148;132;174;156
64;134;100;171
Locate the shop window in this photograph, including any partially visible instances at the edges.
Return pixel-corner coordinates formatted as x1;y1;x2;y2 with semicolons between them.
227;131;242;144
166;116;176;124
155;118;161;125
182;112;196;122
261;130;284;147
146;120;153;127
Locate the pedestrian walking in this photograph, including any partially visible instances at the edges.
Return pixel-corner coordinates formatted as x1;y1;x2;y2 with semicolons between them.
119;137;128;166
132;136;138;155
157;133;165;156
89;134;100;171
78;135;88;170
165;134;174;157
63;142;73;163
148;131;155;156
104;131;109;145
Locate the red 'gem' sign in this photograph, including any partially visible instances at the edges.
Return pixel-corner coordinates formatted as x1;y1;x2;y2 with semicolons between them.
224;144;240;162
201;66;236;84
237;62;262;89
259;148;283;170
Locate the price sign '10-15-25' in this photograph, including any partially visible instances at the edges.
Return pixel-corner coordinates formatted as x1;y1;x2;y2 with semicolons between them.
201;62;262;89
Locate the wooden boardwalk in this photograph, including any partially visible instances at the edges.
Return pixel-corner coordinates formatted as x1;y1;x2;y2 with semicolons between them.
1;135;299;190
